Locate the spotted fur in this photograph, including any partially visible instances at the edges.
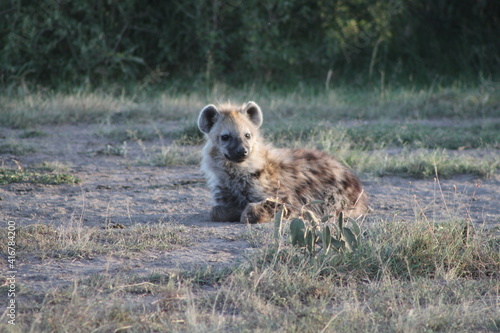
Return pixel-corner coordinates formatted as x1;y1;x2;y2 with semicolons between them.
198;101;368;223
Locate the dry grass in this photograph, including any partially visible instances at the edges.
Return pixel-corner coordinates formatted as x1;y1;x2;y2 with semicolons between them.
0;83;498;331
1;217;498;332
0;222;189;260
0;91;205;128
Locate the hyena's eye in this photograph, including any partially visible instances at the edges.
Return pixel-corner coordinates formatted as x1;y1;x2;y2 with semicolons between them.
221;134;230;141
245;133;251;139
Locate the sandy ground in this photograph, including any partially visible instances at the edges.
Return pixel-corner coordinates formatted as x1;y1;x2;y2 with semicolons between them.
1;123;499;292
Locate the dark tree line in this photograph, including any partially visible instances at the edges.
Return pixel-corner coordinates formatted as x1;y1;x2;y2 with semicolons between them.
1;0;498;88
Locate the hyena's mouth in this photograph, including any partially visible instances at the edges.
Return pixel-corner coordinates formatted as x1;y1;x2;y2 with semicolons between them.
224;153;248;163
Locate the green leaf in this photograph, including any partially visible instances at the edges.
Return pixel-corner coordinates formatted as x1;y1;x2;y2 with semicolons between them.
290;218;306;246
333;223;341;241
323;226;332;254
331;238;344;252
350;220;361;239
321;215;334;223
338;212;344;233
306;229;315;255
315;229;323;241
342;227;358;252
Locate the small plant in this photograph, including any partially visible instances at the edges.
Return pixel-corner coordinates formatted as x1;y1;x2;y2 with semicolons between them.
97;142;128;157
33;161;71;173
275;203;361;256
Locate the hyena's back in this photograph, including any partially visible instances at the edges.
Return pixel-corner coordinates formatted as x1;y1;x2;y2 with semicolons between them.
255;148;367;218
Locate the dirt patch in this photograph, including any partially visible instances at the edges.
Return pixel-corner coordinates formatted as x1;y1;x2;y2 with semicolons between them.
1;123;498;292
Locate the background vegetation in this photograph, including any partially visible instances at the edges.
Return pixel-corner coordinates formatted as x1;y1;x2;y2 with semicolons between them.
1;0;499;90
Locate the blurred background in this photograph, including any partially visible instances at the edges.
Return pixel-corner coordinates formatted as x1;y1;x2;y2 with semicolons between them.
1;0;499;92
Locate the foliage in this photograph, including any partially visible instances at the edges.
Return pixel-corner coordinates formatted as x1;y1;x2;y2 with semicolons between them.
1;0;498;89
271;200;362;256
288;211;360;255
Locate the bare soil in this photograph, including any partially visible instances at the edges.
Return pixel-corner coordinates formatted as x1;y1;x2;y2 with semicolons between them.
1;123;499;292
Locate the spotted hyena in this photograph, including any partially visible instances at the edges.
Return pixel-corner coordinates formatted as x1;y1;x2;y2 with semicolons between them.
197;101;368;223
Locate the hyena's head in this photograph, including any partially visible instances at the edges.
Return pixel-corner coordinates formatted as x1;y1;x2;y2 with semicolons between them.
198;101;263;163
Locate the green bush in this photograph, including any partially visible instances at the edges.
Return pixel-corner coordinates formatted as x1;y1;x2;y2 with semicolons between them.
1;0;498;89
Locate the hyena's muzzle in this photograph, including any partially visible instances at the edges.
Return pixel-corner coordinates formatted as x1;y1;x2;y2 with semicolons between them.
223;138;250;163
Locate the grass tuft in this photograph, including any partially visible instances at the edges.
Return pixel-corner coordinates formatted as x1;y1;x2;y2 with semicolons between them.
173;124;206;146
151;144;201;167
33;161;71;173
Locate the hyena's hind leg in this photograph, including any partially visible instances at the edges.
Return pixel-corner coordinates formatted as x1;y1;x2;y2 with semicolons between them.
240;199;289;224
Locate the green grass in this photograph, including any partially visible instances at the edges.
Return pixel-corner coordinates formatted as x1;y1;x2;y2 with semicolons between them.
96;127;166;142
2;83;496;178
151;144;201;167
96;123;205;145
270;120;499;151
274;127;498;179
0;141;37;155
342;149;499;179
0;168;80;185
19;130;48;139
344;122;499;150
96;142;129;157
87;114;499;178
173;124;206;146
33;161;71;173
2;219;498;332
0;83;497;128
0;90;204;128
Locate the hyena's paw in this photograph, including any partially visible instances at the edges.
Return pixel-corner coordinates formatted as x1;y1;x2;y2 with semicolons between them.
240;202;271;224
240;199;288;224
210;206;242;222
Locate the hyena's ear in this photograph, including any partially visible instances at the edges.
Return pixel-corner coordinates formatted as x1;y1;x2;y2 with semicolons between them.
242;101;263;128
198;104;220;134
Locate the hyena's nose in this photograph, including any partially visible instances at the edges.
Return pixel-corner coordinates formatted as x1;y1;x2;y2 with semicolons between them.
238;148;249;157
227;144;250;162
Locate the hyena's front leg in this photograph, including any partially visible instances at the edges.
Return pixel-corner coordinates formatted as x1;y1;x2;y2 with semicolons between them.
210;206;243;222
240;199;288;224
